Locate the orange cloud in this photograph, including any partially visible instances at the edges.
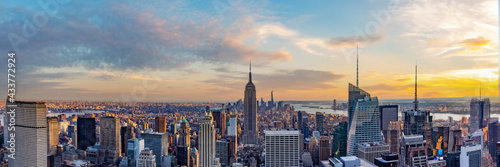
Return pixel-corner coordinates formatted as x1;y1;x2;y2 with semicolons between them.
460;36;491;46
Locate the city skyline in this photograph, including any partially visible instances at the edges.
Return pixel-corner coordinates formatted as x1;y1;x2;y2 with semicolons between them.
0;0;497;102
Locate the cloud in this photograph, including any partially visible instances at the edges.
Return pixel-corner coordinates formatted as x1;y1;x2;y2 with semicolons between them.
459;36;491;46
396;78;410;82
363;83;412;91
203;69;345;91
326;34;385;49
395;0;498;59
0;1;292;72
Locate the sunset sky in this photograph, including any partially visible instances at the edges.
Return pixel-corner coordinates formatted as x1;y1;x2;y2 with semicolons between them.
0;0;498;102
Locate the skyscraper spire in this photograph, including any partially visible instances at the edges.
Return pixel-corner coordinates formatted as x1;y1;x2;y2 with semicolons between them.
249;60;252;82
414;63;419;111
479;82;482;100
356;45;359;87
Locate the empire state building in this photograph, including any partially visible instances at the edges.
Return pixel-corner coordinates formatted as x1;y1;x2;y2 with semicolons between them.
243;63;259;145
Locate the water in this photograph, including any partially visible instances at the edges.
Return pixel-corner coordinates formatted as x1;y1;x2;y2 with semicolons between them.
46;110;105;117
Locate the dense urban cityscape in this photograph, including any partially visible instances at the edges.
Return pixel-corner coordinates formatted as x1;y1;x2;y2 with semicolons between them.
0;61;499;167
1;0;498;167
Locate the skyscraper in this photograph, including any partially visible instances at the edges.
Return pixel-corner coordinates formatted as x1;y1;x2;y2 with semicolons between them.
127;138;145;167
470;98;490;133
402;65;432;137
77;117;96;151
332;122;347;158
213;110;226;137
179;118;191;147
460;143;481;167
488;121;500;163
216;139;230;166
243;63;259;145
47;116;60;155
177;146;190;166
121;125;136;156
302;116;310;139
265;130;301;167
346;83;383;156
401;135;428;167
319;136;330;161
227;114;237;136
316;112;325;134
199;112;216;167
99;116;121;165
154;116;166;133
141;132;169;166
379;105;398;131
271;90;274;109
6;101;47;166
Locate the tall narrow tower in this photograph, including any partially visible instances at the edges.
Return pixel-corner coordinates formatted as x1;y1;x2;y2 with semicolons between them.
271;90;274;109
414;64;418;111
356;45;359;87
243;62;259;145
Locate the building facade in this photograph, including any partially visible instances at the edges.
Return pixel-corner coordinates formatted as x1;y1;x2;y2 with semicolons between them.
6;101;48;167
265;130;301;167
154;117;166;133
141;132;169;166
77;117;96;150
99;116;121;165
47;117;60;155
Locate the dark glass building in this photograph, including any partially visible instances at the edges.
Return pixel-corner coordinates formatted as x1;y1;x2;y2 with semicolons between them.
379;105;398;131
77;117;96;150
332;122;347;158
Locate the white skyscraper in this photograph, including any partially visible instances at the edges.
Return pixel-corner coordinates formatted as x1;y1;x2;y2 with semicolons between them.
460;144;481;167
228;114;237;136
128;138;145;167
6;101;47;167
199;112;217;167
265;130;301;167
